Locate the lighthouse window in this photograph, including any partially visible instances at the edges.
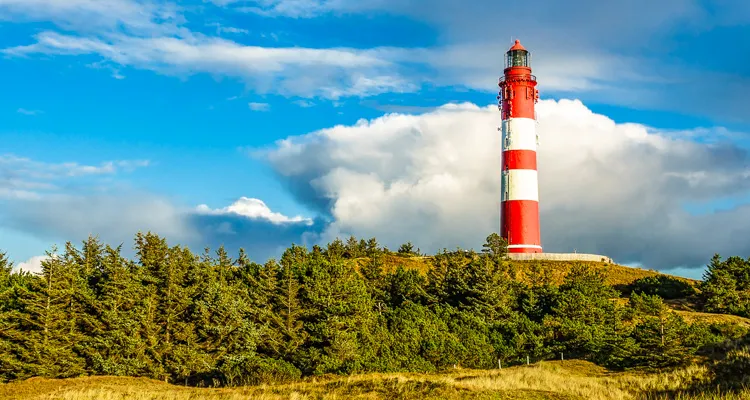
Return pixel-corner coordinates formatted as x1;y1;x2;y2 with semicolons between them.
507;50;529;68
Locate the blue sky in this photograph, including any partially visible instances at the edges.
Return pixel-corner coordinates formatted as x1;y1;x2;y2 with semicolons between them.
1;0;749;279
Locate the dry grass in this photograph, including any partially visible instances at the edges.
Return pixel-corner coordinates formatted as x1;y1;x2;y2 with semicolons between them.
1;361;746;400
505;260;683;288
351;254;433;275
674;310;750;328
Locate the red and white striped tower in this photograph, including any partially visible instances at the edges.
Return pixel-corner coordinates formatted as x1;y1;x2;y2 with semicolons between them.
498;40;542;253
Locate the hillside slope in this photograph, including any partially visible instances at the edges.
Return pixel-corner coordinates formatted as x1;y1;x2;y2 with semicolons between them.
353;254;750;328
356;254;698;287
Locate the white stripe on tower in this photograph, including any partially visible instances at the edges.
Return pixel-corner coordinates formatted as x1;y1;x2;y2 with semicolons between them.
502;118;537;151
501;169;539;201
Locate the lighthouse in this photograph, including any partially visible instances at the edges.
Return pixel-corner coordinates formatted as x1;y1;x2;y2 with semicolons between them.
498;40;542;254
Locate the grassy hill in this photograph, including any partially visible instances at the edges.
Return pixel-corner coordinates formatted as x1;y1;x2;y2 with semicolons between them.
355;254;750;329
355;253;698;287
1;360;743;400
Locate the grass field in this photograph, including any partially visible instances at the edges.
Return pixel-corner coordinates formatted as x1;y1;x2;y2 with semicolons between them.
1;360;744;400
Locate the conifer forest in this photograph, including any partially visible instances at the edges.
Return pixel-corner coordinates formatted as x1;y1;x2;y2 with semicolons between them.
1;232;750;395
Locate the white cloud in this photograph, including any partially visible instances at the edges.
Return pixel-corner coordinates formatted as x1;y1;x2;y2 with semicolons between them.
206;22;249;35
5;193;197;247
4;0;728;104
248;102;271;111
202;0;750;117
14;255;50;274
0;154;150;200
16;108;43;115
263;99;750;270
4;31;414;99
374;44;645;96
195;196;311;225
5;193;319;264
232;0;364;17
231;0;701;42
0;29;654;102
0;0;183;36
0;154;149;177
0;152;317;263
294;99;315;108
207;0;244;6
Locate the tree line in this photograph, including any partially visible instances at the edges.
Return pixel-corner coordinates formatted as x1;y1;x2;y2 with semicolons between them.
0;232;746;386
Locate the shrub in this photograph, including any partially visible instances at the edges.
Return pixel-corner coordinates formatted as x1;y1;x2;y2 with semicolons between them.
627;275;696;299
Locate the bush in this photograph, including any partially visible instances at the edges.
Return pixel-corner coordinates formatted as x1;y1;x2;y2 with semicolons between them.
627;275;696;299
218;355;301;387
711;347;750;391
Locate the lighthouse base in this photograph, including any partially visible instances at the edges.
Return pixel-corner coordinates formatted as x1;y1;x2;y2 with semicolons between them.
507;245;543;254
506;252;614;263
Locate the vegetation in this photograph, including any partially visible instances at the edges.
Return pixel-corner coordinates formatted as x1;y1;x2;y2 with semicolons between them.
0;233;749;398
624;275;697;300
700;255;750;318
1;360;749;400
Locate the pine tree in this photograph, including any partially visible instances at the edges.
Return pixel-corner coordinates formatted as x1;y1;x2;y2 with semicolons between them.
344;236;361;259
481;233;508;259
549;263;620;359
243;259;283;357
628;292;698;369
701;254;750;317
190;249;259;386
134;232;195;382
86;244;152;376
324;239;345;262
7;247;87;378
273;258;306;360
297;254;375;375
365;238;380;257
0;251;24;380
397;242;416;257
360;254;388;310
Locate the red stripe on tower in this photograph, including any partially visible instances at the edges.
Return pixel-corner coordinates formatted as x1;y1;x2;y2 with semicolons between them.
502;149;537;170
498;40;542;253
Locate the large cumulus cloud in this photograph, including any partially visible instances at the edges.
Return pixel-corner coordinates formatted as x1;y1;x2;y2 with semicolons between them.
263;99;750;270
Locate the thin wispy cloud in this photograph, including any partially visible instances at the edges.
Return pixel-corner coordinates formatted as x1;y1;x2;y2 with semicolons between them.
0;0;184;36
0;154;151;200
3;31;413;99
16;108;43;115
93;0;745;119
218;0;378;18
248;102;271;111
293;100;315;108
206;22;249;35
0;0;668;102
1;0;742;122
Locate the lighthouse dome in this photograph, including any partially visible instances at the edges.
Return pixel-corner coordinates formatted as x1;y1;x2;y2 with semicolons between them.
506;40;530;68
